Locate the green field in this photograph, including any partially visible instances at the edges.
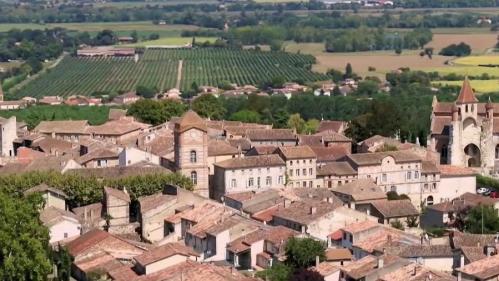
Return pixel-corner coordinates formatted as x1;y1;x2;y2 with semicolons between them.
452;56;499;66
13;48;327;98
125;37;217;47
0;21;200;38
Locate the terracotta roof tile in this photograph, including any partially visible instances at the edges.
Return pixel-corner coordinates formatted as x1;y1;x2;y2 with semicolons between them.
24;183;67;198
456;77;478;104
347;151;421;166
457;254;499;279
318;120;345;133
317;162;357;176
370;199;419;218
246;129;296;141
332;179;387;201
439;165;476;176
175;110;207;133
277;145;316;159
310;146;349;162
325;248;352;261
134;243;199;266
208;140;239;156
104;187;131;203
35;120;89;134
214;154;285;169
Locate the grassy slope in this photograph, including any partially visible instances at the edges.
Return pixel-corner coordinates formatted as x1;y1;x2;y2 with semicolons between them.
124;36;216;47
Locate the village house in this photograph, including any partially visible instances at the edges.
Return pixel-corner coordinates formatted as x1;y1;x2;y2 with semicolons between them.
276;145;318;188
339;254;410;281
456;253;499;281
66;229;146;280
272;198;377;241
207;139;239;175
226;225;297;270
324;248;353;266
40;206;81;244
317;162;358;189
422;192;499;228
38;95;63;105
76;46;135;57
24;183;68;210
212;154;286;201
103;187;130;227
0;116;18;158
118;146;160;166
112;92;141;105
34;120;90;142
380;244;455;272
88;118;150;144
64;95;102;106
77;147;120;168
133;243;199;275
368;199;419;226
313;262;341;281
330;179;387;211
378;262;455;281
245;128;297;147
318;120;347;134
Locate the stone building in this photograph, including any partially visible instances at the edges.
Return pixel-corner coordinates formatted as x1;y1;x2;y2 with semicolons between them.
174;110;209;197
0;116;17;158
276;145;318;188
103;187;130;226
429;78;498;172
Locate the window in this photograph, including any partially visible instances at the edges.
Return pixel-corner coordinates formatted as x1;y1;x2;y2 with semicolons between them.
248;178;254;187
309;181;313;188
415;171;419;179
190;150;197;163
266;176;272;186
328;181;332;188
424;183;429;190
258;168;261;173
309;159;312;164
382;174;387;182
432;183;437;190
303;181;306;187
231;179;237;188
97;159;107;167
407;171;412;180
278;176;283;184
296;169;300;176
309;168;313;175
303;169;307;176
191;171;197;185
290;161;293;166
267;168;270;173
427;196;434;206
257;177;261;187
290;170;294;176
64;233;68;238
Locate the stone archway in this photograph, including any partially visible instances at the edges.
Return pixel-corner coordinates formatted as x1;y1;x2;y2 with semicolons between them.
464;143;481;167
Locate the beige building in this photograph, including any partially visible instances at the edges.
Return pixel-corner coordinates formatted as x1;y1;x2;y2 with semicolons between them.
87;118;150;144
34;120;90;142
211;154;286;201
174;111;209;197
24;183;68;210
103;187;130;226
276;145;318;188
0;116;17;158
40;206;81;244
207;139;239;175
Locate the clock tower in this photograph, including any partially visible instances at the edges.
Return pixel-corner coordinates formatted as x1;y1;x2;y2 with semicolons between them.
174;110;209;197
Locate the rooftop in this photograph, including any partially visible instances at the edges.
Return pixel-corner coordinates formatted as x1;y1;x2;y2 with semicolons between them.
332;179;387;202
175;110;207;133
277;145;316;160
347;151;421;166
457;253;499;279
317;162;357;176
214;154;285;169
134;243;199;266
246;129;296;141
35;120;89;135
369;199;419;218
273;200;340;225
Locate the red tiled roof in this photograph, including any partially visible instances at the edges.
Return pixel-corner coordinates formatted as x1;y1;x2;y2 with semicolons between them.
439;165;476;176
456;77;478;104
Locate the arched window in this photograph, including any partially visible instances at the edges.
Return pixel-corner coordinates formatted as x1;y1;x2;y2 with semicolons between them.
427;196;434;206
190;150;197;163
191;171;197;185
495;145;499;159
465;105;468;113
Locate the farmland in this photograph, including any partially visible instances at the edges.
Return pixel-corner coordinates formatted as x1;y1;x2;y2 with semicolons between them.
12;48;327;98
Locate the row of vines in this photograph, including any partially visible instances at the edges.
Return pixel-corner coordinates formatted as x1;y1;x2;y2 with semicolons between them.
13;48;328;98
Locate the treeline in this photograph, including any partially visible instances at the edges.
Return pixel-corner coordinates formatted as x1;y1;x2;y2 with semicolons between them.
0;171;193;208
325;27;432;52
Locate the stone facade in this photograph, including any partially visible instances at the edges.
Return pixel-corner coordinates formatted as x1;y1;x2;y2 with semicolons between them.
174;111;210;197
0;116;17;158
430;78;499;173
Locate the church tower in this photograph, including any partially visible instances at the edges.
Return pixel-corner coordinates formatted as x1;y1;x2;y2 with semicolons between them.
174;110;209;197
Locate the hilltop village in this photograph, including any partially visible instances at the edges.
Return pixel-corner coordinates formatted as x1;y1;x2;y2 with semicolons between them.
2;78;499;281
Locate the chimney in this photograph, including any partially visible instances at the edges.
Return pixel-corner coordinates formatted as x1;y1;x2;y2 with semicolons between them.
377;256;384;268
284;199;291;208
310;207;317;215
315;255;320;267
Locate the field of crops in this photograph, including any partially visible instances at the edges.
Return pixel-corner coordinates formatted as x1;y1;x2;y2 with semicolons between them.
13;48;327;98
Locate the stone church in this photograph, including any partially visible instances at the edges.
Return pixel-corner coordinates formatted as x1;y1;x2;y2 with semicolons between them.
429;78;498;172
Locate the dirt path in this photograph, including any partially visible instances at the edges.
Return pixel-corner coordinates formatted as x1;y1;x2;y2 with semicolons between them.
176;60;183;89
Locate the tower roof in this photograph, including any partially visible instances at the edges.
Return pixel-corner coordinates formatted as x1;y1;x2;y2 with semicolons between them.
456;77;478;104
175;110;207;133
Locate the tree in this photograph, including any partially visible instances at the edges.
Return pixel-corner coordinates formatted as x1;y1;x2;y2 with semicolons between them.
148;33;160;40
0;192;52;281
128;99;187;125
465;205;499;234
192;94;226;120
439;42;471;57
53;247;72;281
287;113;306;134
326;69;343;82
304;119;320;134
395;47;402;55
130;30;138;43
135;85;157;99
230;110;261;123
345;63;353;79
255;263;292;281
391;219;405;230
285;237;326;268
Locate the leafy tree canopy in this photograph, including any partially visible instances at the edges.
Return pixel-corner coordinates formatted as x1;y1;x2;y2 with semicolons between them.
465;205;499;234
0;192;51;281
192;94;226;120
128;99;187;126
285;237;326;269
